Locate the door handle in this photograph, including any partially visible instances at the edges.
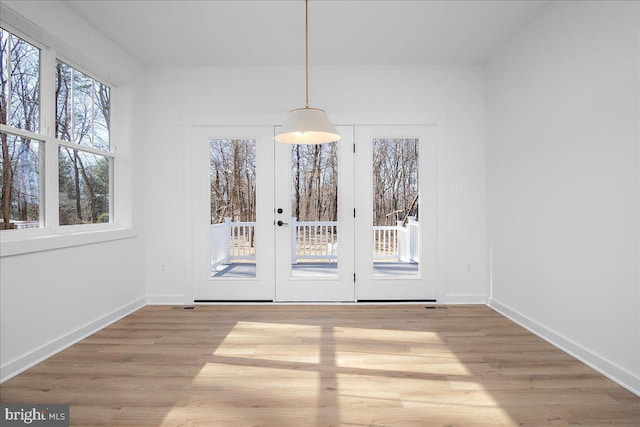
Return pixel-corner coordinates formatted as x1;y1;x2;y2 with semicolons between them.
277;220;288;227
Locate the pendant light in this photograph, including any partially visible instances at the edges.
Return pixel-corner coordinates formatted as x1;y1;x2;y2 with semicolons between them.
275;0;340;145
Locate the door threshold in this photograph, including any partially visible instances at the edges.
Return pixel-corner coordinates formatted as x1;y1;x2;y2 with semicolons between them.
357;299;437;303
193;300;437;305
194;300;273;303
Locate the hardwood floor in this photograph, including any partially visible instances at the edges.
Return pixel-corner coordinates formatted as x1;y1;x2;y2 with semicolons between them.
1;305;638;426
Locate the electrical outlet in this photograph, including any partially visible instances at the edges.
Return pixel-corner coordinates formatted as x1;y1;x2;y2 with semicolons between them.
160;264;166;272
452;184;463;196
465;262;471;272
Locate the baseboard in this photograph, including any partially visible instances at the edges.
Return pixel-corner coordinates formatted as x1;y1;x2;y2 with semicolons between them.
146;294;187;305
0;297;146;384
489;298;640;397
443;295;489;305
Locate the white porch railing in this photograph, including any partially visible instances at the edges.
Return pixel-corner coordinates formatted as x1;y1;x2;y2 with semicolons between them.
402;218;420;262
372;225;398;259
290;218;338;264
0;220;40;230
373;217;420;262
210;217;256;268
210;216;420;268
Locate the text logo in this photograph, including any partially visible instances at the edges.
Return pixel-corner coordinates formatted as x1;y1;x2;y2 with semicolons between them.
0;405;69;426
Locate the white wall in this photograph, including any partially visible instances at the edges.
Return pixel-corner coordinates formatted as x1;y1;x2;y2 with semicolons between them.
0;1;146;381
486;0;640;393
142;65;487;304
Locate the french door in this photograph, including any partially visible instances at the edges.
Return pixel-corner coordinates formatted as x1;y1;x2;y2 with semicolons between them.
274;126;355;301
191;125;354;302
191;125;275;301
191;123;437;302
355;125;438;300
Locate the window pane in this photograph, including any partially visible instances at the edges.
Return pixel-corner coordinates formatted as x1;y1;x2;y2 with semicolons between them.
0;28;40;133
290;143;339;278
0;132;42;230
210;139;256;278
55;61;72;140
55;60;110;151
58;147;110;225
72;69;92;146
372;138;419;277
0;30;7;127
93;80;110;151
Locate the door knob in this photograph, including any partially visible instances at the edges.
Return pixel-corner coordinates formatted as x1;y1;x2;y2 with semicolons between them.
277;220;288;226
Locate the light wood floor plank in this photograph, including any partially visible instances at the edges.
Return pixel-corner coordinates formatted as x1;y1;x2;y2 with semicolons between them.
1;305;638;426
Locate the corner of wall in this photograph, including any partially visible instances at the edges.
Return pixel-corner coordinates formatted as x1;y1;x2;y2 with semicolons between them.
1;297;146;384
489;299;640;397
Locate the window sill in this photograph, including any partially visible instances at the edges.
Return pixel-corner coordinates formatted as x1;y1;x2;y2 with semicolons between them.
0;225;137;257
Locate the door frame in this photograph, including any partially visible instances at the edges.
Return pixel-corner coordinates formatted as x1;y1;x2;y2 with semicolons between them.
355;125;439;301
183;113;447;304
274;125;356;302
189;125;275;301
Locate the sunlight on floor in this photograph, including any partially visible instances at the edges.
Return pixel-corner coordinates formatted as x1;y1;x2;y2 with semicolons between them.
336;326;446;343
175;318;516;426
213;321;322;364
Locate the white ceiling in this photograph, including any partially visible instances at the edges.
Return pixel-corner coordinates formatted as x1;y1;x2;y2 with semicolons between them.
61;0;549;67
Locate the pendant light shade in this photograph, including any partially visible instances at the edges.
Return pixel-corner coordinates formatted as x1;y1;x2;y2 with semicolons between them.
275;0;340;145
275;107;340;144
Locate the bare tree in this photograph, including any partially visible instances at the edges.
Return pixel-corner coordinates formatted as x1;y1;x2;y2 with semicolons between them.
291;142;338;222
56;62;110;224
210;139;256;224
1;30;40;229
294;145;301;219
372;138;419;226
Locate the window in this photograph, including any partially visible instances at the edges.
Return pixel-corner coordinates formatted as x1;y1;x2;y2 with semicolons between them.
55;60;112;225
55;61;109;150
0;27;42;230
1;23;121;243
58;147;110;224
1;29;40;133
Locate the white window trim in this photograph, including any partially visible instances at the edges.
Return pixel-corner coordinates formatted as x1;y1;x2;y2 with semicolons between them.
0;17;135;257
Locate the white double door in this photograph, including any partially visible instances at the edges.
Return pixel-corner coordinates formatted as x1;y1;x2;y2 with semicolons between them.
191;124;437;302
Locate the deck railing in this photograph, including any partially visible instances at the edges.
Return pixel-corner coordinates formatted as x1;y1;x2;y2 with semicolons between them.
0;220;40;230
290;218;338;264
372;226;398;260
210;217;420;268
373;217;419;262
210;218;256;268
400;218;420;262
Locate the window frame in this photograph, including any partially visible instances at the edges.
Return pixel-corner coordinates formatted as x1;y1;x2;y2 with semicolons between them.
55;56;115;227
0;20;134;257
1;24;45;230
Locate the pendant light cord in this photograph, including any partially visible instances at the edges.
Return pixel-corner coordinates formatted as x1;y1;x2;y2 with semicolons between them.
305;0;309;109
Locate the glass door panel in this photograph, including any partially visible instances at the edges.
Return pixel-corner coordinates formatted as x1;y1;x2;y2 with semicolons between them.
290;142;339;278
210;138;257;278
192;126;274;301
356;125;437;301
275;126;355;301
372;137;420;278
